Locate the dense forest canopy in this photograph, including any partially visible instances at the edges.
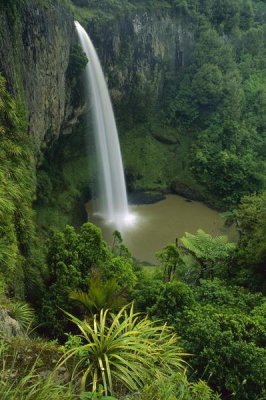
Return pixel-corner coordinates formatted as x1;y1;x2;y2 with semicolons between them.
0;0;265;399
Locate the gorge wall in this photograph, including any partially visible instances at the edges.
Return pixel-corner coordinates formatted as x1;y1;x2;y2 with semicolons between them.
77;6;198;195
0;2;195;146
87;8;195;123
0;1;77;297
0;1;74;147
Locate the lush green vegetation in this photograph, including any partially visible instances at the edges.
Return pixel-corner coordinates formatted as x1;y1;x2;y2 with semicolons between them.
147;278;266;399
0;74;37;298
169;2;266;207
2;214;264;398
39;223;136;338
36;43;89;235
0;0;266;399
36;121;91;234
170;4;265;206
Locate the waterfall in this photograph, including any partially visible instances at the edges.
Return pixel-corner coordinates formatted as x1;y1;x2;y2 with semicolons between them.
75;21;132;230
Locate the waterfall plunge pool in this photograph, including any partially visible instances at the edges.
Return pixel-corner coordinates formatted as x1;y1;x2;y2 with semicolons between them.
86;194;238;265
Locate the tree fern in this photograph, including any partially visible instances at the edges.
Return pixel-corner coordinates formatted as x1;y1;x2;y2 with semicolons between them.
181;229;235;261
180;229;236;279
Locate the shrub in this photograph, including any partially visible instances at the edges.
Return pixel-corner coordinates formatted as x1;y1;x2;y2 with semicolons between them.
58;304;186;396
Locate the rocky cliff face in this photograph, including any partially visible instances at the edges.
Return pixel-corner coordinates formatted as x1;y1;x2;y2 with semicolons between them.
78;7;196;192
87;9;194;118
0;1;74;147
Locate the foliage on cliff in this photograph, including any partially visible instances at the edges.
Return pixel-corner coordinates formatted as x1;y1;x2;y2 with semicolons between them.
165;0;266;206
0;74;36;298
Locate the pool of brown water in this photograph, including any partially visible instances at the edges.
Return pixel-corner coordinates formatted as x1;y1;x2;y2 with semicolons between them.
86;194;237;264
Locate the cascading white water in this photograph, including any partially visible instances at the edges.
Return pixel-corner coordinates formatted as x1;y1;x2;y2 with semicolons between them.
75;21;133;230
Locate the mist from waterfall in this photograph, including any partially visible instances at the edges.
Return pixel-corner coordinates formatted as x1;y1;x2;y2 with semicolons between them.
75;21;133;230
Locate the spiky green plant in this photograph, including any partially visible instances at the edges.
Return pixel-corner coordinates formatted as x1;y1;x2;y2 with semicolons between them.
59;305;186;396
69;273;126;314
8;301;35;330
0;73;36;295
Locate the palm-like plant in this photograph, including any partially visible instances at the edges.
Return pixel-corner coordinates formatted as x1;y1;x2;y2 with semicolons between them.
69;273;126;314
59;305;186;396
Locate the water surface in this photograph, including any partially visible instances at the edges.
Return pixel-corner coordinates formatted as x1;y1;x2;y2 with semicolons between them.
86;194;237;264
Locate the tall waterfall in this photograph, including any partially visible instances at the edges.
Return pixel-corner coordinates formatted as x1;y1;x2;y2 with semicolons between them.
75;21;131;229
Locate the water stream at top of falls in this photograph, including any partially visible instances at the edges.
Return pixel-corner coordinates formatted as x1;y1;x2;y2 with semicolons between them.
75;21;133;230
